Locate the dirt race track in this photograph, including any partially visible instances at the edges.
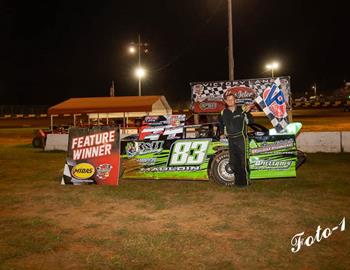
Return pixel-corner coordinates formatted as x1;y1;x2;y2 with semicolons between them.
0;108;349;132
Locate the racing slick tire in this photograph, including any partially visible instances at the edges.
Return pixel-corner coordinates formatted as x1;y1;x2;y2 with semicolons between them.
32;136;44;148
209;151;236;186
119;163;125;179
296;150;307;169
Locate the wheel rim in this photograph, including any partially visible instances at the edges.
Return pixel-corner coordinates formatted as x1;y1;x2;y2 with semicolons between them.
217;158;235;183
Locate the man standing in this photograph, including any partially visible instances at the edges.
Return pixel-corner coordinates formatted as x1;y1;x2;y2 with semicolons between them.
219;93;254;187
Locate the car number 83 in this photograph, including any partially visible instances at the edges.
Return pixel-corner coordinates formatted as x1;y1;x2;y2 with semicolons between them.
169;140;210;166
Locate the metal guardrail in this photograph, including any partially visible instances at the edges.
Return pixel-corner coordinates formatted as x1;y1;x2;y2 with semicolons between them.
292;100;350;108
0;105;49;115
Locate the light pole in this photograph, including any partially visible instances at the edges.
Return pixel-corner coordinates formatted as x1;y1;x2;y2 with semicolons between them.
128;34;148;96
266;62;279;78
227;0;234;81
312;84;317;97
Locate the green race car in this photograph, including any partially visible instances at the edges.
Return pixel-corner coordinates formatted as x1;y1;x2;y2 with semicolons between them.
120;116;306;186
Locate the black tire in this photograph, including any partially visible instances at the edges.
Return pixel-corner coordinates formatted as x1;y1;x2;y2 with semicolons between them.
296;150;307;169
119;161;125;179
209;151;236;186
32;137;44;148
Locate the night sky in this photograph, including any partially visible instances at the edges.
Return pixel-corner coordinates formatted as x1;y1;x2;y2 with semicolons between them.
1;0;348;106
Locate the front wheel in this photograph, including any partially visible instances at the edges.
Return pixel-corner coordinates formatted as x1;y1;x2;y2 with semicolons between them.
209;151;236;186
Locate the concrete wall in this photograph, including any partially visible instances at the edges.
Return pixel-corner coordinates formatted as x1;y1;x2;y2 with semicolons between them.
44;131;350;153
296;131;350;153
341;132;350;152
45;134;69;151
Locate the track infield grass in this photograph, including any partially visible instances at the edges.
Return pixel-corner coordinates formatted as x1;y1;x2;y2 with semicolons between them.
0;140;349;269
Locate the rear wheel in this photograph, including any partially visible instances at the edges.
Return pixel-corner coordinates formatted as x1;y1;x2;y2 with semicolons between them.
296;150;307;169
32;137;44;148
119;161;125;179
209;151;236;186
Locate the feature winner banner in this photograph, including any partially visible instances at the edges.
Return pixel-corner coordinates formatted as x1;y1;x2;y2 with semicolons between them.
190;76;291;132
61;126;120;185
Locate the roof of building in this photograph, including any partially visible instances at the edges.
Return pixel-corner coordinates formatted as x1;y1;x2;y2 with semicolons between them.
48;96;171;115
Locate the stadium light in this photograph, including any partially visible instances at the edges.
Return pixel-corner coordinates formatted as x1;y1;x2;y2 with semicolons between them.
128;46;136;54
266;62;279;77
135;67;146;96
135;67;145;78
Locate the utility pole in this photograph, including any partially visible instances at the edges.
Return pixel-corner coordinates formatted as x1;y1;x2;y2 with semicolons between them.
110;80;115;97
138;34;142;96
228;0;234;81
313;83;317;97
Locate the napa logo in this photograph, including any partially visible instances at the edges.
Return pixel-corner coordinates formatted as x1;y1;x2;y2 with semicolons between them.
263;79;287;118
71;163;95;179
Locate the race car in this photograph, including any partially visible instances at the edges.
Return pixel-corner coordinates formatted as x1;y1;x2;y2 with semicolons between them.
120;115;306;186
32;125;70;148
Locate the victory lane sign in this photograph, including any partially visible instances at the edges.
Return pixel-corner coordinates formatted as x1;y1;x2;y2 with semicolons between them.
61;126;120;185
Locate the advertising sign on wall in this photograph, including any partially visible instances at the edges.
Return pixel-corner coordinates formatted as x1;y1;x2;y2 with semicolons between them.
190;76;291;132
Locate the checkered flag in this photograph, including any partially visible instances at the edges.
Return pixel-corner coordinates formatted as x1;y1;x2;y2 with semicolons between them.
254;78;289;132
61;158;95;185
250;79;273;95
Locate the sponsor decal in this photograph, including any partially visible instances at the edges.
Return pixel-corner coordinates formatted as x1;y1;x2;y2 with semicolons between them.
126;142;137;157
143;115;186;126
71;163;95;179
137;141;164;155
251;139;294;154
251;160;292;170
199;102;217;110
139;115;185;140
141;166;200;172
249;139;258;148
193;101;224;113
96;164;113;179
205;96;224;101
137;158;157;165
163;126;184;137
193;84;205;102
225;86;256;104
126;141;164;157
139;127;164;140
168;115;186;126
